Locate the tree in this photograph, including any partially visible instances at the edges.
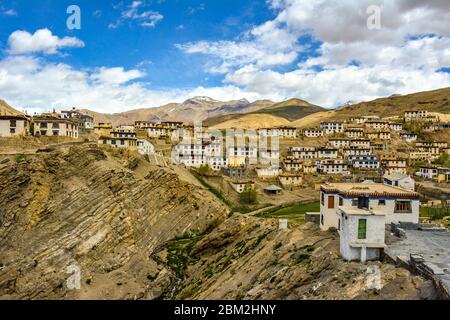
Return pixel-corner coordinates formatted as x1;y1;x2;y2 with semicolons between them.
239;184;258;205
197;164;211;176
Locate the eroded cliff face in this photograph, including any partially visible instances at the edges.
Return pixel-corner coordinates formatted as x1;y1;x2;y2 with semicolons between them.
0;144;229;299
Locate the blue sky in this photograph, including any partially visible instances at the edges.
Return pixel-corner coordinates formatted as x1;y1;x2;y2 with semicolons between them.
0;0;449;113
0;0;275;89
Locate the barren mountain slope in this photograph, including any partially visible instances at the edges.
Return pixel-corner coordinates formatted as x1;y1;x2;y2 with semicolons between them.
80;97;273;125
0;144;229;299
0;100;23;116
210;114;291;130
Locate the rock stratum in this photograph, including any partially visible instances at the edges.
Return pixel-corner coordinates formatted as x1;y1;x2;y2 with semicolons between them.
0;144;228;299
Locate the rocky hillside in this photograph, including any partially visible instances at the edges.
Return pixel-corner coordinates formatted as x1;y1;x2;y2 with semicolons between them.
0;144;228;299
166;215;436;300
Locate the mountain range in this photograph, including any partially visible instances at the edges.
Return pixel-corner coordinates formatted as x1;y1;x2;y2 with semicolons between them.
2;87;450;127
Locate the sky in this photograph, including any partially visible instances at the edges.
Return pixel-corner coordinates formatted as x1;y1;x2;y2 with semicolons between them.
0;0;450;114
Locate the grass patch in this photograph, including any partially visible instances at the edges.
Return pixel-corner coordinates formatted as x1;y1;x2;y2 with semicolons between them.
167;235;204;279
258;202;320;224
420;207;450;220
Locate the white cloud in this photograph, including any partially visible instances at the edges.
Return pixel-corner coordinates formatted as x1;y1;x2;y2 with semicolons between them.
110;1;163;29
177;0;450;107
3;8;17;16
8;29;84;55
0;55;258;114
91;67;145;85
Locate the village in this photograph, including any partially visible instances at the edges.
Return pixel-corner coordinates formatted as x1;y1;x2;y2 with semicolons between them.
1;106;450;298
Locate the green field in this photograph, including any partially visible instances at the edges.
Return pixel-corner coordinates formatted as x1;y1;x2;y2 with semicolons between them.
258;202;320;224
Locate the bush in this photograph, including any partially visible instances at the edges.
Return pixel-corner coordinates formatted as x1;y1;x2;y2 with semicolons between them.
197;164;211;176
239;184;258;205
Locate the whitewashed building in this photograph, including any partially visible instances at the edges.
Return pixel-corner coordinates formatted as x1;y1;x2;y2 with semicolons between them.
289;147;317;160
317;159;349;175
33;117;79;138
348;155;380;170
302;128;324;138
230;180;255;193
320;122;344;134
350;139;371;148
400;133;418;142
279;172;303;188
0;115;29;137
137;139;155;155
277;127;297;138
317;148;339;159
283;158;303;172
319;182;420;231
328;138;350;148
256;166;281;179
339;208;386;262
383;173;415;192
258;128;279;137
405;110;428;119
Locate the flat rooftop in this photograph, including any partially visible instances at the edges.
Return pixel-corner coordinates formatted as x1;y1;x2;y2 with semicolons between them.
339;207;386;216
386;229;450;296
321;183;419;199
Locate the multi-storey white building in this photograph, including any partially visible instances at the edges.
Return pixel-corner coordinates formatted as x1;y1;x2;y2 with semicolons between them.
283;158;303;172
365;121;390;130
0;115;30;137
302;128;324;138
277;127;297;138
389;123;403;131
317;148;339;159
350;139;371;148
345;129;365;139
33;117;79;138
405;110;428;119
328;138;350;148
400;133;418;142
342;147;371;158
348;155;380;170
320;122;344;134
258;128;280;137
317;159;349;175
289;147;317;160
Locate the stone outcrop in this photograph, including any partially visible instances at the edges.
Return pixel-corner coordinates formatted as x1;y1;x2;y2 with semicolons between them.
0;144;228;299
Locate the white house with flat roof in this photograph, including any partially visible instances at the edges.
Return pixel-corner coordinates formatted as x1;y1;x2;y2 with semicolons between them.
383;173;415;192
319;182;420;231
338;208;386;262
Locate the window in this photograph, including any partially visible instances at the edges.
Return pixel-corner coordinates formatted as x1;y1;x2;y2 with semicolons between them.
10;120;16;127
378;200;386;206
395;200;412;213
352;199;358;207
111;139;116;145
358;219;367;240
53;131;58;136
10;128;15;134
339;197;343;206
121;140;125;145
